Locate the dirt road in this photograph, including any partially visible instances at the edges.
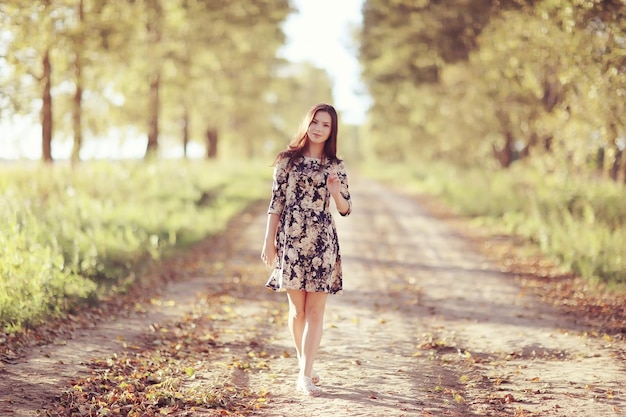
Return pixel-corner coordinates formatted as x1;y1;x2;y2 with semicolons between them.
1;176;625;416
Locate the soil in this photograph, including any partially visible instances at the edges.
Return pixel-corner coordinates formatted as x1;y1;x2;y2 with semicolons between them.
1;176;625;417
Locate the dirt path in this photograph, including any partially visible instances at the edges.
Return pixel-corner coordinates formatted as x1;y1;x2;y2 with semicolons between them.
1;176;625;416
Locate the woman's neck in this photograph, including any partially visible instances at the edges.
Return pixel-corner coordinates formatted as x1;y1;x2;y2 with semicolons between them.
305;143;324;159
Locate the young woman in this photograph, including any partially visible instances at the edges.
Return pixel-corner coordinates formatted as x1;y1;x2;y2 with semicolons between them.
261;103;352;396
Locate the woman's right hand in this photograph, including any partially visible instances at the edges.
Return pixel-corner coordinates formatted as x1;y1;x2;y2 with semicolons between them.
261;241;277;267
262;213;280;267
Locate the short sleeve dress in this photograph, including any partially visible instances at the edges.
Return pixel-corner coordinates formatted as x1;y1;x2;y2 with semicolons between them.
265;155;352;294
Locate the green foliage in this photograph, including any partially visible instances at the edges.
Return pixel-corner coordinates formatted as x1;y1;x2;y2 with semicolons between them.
359;0;626;180
0;160;272;332
0;0;293;160
360;160;626;286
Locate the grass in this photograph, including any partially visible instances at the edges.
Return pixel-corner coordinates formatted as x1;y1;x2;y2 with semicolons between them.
358;159;626;287
0;159;273;332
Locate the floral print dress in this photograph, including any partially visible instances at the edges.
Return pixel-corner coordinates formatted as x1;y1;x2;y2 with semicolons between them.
265;155;351;294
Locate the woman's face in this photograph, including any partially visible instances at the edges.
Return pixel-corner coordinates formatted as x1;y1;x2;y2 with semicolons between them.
307;111;332;145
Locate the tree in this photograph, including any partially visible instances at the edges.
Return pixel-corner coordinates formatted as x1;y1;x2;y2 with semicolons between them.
126;0;292;160
0;0;65;163
358;0;626;183
0;0;292;162
69;0;85;166
359;0;501;161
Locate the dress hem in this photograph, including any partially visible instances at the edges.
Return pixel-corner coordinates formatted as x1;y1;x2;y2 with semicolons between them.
264;284;342;295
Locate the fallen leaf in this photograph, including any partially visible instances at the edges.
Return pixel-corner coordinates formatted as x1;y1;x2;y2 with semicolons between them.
502;394;515;403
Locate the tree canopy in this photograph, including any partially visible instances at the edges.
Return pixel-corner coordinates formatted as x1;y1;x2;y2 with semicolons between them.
0;0;334;162
359;0;626;182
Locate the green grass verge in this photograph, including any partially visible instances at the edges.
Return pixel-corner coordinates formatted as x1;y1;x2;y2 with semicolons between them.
0;159;273;332
359;160;626;287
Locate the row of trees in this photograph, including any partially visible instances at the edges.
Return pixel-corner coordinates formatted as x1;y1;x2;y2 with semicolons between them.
0;0;336;163
359;0;626;182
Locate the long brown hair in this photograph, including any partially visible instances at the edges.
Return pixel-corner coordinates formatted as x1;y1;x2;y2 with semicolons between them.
273;103;339;167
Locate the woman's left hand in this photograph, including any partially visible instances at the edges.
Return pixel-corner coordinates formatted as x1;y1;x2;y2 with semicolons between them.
327;166;351;215
327;168;341;197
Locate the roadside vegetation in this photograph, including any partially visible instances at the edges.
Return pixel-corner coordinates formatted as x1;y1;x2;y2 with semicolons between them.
356;0;626;292
0;160;272;333
360;160;626;288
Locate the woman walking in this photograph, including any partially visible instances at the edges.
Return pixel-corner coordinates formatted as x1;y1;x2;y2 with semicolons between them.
261;103;352;396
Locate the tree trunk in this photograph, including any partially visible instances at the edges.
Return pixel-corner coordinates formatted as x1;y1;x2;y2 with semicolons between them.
543;135;553;151
620;148;626;185
145;72;160;158
605;121;620;182
206;127;218;159
41;49;53;164
492;131;514;168
71;57;83;166
596;147;605;176
611;146;622;182
70;0;84;167
182;107;189;159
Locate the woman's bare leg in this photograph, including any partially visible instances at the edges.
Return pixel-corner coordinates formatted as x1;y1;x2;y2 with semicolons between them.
300;292;328;379
286;290;306;368
286;290;328;390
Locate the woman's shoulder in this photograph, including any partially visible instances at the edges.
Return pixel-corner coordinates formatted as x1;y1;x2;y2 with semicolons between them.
274;152;302;173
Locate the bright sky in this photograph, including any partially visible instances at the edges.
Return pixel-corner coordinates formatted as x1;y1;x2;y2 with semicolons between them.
279;0;369;124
